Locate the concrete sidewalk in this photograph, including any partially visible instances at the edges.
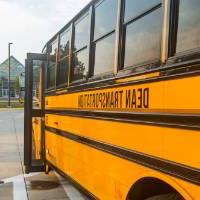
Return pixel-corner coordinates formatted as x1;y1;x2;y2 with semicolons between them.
0;110;89;200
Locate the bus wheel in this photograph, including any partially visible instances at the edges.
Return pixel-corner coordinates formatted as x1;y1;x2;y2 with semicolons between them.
145;193;184;200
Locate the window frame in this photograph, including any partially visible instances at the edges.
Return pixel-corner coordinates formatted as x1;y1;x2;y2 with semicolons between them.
168;0;200;64
124;0;162;24
91;32;116;80
93;0;117;40
118;1;163;75
70;11;91;84
56;27;71;89
46;37;58;92
73;12;89;52
90;0;118;80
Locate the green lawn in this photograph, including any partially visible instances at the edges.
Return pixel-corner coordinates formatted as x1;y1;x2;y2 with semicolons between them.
0;102;24;108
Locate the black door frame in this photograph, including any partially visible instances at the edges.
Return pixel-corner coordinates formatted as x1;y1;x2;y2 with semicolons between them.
24;53;47;173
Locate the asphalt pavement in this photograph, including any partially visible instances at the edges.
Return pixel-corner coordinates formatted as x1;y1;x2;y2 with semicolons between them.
0;109;89;200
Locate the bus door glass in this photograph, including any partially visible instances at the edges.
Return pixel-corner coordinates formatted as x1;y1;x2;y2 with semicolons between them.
24;53;46;173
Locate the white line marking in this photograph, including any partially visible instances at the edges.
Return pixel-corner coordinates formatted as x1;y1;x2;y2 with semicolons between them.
2;173;41;200
55;172;88;199
3;174;27;200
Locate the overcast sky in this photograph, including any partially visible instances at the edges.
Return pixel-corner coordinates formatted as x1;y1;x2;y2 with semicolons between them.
0;0;91;64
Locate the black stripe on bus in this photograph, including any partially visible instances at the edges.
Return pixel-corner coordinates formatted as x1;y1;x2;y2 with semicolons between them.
46;126;200;185
47;160;98;200
45;109;200;131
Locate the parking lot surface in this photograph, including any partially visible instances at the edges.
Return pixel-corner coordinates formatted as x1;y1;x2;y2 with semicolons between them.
0;109;89;200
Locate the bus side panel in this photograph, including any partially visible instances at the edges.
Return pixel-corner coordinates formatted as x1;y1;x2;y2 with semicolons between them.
45;76;200;112
45;114;200;170
45;130;200;200
45;75;200;199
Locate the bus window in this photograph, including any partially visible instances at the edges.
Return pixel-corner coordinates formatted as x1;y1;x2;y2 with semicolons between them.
93;0;117;76
47;39;57;90
59;29;70;58
74;14;89;51
123;1;162;70
73;49;88;80
72;13;89;81
124;0;161;22
57;29;70;86
176;0;200;53
94;34;115;75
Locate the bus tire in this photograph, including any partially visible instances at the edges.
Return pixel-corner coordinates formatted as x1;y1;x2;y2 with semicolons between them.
145;193;184;200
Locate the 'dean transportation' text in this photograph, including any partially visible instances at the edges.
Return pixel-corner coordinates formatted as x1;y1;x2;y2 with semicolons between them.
78;88;149;109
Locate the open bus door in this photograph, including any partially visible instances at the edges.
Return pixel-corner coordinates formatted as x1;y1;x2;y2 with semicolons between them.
24;53;47;173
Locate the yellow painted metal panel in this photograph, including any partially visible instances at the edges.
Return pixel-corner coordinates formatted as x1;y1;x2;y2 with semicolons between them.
163;76;200;112
79;116;162;157
45;131;200;200
46;79;164;111
46;76;200;113
44;74;200;199
46;114;200;169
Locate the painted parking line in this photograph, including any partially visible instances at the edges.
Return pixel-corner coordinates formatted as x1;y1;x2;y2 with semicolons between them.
2;173;42;200
3;174;28;200
55;172;88;200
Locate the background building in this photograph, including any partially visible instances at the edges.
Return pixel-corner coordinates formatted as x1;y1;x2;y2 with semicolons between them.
0;56;25;99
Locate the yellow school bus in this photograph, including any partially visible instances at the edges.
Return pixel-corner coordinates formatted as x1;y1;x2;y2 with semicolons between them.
24;0;200;199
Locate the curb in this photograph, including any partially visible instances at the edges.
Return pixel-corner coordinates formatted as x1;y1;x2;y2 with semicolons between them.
0;108;24;111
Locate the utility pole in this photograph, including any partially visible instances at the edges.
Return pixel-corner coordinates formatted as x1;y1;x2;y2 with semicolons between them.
8;42;13;107
1;79;2;97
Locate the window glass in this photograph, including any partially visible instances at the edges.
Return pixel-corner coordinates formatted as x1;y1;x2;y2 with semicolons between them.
47;65;55;88
32;61;43;109
94;34;115;75
74;14;89;51
50;40;57;65
57;57;69;86
73;49;89;81
47;40;57;89
94;0;117;40
125;0;161;22
176;0;200;53
124;8;162;68
57;30;70;87
59;29;70;58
